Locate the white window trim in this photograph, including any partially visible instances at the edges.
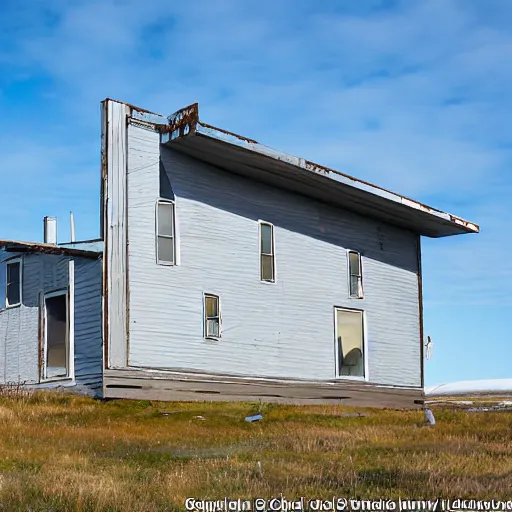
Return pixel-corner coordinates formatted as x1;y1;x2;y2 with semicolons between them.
203;293;221;340
5;257;22;309
347;250;364;299
42;289;72;382
155;198;178;266
258;220;276;283
333;306;369;382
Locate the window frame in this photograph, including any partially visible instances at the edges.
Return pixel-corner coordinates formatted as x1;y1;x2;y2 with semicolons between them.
155;199;177;266
347;250;364;299
259;220;276;283
203;293;221;340
42;289;71;382
333;306;369;381
5;257;22;309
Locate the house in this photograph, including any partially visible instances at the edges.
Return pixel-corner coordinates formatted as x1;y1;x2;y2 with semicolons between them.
0;99;479;408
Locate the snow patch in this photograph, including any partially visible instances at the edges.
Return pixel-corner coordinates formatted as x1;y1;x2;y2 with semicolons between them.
425;379;512;396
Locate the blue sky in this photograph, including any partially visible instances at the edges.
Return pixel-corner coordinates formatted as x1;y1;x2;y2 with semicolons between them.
1;0;510;386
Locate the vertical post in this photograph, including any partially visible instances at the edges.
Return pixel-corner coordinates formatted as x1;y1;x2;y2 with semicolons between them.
70;212;76;243
103;99;129;369
68;259;75;381
38;292;44;381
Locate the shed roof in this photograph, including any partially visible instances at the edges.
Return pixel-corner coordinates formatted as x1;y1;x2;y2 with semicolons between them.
155;103;479;238
0;240;102;259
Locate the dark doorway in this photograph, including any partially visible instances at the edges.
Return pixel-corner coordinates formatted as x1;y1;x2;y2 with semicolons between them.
44;293;68;379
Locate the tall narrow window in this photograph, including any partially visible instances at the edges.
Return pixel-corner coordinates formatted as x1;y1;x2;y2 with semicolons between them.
348;251;363;298
6;260;21;307
156;200;176;265
204;294;221;339
260;222;275;282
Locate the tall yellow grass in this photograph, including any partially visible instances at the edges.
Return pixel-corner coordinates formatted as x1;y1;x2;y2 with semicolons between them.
0;392;510;511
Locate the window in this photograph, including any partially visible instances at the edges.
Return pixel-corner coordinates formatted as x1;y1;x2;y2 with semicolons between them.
156;200;176;264
204;294;221;339
6;259;22;307
335;308;365;379
348;251;363;298
259;221;275;282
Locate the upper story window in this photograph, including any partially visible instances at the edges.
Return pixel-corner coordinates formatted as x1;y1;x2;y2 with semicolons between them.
348;251;363;299
259;221;275;282
6;259;22;307
156;200;176;265
204;294;221;339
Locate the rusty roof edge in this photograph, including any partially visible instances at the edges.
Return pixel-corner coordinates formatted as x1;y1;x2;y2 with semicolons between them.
156;101;478;235
0;240;102;259
192;122;479;235
159;103;199;143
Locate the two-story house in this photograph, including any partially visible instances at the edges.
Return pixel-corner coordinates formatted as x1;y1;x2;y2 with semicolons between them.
0;98;479;408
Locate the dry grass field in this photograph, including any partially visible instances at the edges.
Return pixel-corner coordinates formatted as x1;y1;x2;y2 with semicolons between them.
0;390;511;511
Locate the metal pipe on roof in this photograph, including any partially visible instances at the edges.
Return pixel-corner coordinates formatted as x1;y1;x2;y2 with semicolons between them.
43;217;57;245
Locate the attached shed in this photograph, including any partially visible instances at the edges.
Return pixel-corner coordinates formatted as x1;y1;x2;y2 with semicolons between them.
0;240;103;396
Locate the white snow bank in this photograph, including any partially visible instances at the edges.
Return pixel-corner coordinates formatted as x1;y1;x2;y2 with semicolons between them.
425;379;512;396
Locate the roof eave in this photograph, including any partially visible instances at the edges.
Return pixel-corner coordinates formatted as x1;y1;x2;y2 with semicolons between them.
0;240;102;259
158;103;479;238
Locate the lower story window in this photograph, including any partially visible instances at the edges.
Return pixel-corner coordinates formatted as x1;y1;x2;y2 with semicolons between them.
204;294;221;339
335;308;365;378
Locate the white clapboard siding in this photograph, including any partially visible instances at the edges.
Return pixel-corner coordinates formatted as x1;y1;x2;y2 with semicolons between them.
125;124;421;388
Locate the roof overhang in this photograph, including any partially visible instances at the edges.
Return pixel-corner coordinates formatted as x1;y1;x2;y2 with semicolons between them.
157;103;479;238
0;240;102;259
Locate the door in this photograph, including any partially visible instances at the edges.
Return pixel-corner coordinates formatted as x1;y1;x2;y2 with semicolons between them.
335;308;365;378
44;292;69;379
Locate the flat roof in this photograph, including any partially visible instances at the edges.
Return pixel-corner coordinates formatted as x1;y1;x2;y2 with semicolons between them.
0;240;102;259
154;103;479;238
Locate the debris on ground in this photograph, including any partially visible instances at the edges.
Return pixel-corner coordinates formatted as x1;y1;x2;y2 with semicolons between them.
424;408;436;425
245;414;263;422
193;415;206;421
467;404;512;413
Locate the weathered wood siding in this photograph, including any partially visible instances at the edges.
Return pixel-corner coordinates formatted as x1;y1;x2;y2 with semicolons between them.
104;369;424;409
103;100;129;368
125;124;422;388
0;251;103;394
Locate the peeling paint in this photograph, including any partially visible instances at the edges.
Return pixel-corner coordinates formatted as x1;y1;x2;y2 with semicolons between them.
161;103;199;141
199;122;258;145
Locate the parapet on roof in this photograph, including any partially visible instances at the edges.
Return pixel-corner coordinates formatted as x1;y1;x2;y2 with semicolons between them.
112;99;480;238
